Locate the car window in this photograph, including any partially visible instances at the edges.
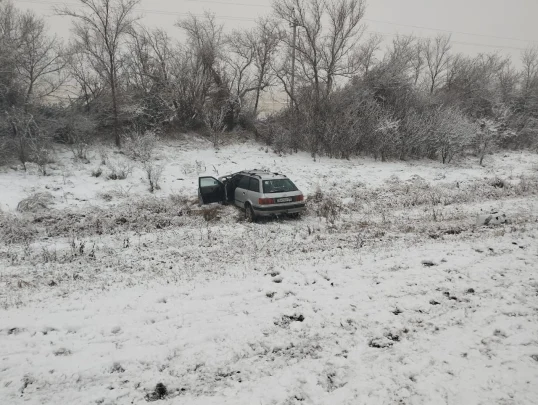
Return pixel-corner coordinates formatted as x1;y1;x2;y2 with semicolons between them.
232;174;244;185
262;179;298;193
248;178;260;192
237;175;250;189
200;177;219;187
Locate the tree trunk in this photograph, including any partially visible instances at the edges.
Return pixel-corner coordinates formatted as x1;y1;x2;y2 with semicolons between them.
109;54;120;147
111;81;120;147
254;71;264;116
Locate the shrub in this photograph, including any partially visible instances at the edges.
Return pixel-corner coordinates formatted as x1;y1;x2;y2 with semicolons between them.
490;177;505;188
319;199;341;224
0;212;36;244
0;135;12;166
110;362;125;373
311;192;341;225
106;160;133;180
123;131;158;162
433;107;476;164
312;185;324;203
17;192;54;212
96;144;109;165
202;205;221;222
143;162;165;192
91;167;103;178
70;141;90;163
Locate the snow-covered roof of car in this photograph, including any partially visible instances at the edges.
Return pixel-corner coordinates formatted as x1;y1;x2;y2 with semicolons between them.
239;170;288;180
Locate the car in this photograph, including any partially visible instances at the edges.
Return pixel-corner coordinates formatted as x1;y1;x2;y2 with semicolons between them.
198;170;306;222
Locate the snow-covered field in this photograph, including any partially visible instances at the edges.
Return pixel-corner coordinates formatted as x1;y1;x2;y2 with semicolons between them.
1;137;538;404
1;134;537;211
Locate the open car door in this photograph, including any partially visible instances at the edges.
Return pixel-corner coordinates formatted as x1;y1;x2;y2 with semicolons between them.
198;176;225;205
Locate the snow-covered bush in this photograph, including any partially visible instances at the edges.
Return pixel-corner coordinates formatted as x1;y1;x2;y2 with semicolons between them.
374;116;400;162
310;193;342;225
123;130;158;162
17;192;54;212
143;162;164;192
475;113;518;165
399;110;436;160
91;166;103;177
2;109;53;172
0;212;36;244
106;159;133;180
54;114;96;163
432;107;476;164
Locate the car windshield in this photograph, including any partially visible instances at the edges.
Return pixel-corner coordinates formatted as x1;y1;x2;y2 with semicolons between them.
262;179;298;194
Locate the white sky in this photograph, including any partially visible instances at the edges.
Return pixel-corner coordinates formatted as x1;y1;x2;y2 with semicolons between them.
9;0;538;110
12;0;537;63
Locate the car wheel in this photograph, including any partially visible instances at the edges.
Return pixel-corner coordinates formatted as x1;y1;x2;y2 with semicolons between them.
245;204;256;223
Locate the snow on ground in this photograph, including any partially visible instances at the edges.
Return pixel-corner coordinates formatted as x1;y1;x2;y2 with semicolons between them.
0;135;537;211
1;137;538;404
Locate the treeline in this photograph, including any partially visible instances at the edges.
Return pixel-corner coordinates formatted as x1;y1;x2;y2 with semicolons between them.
0;0;537;169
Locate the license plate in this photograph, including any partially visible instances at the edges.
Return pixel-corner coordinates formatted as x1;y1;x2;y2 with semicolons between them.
277;197;292;203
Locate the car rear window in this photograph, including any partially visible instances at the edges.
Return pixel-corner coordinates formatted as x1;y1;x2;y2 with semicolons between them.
262;179;298;194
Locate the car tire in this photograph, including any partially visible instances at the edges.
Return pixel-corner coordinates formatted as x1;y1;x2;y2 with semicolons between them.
245;204;257;223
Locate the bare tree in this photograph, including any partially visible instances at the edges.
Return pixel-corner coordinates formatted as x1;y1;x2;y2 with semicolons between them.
123;24;177;127
475;118;501;165
56;0;140;147
273;0;366;101
521;46;538;92
497;63;518;104
411;39;425;86
322;0;366;93
250;18;282;115
15;11;67;108
68;43;105;112
0;2;25;108
203;103;229;148
224;28;255;117
520;46;538;118
386;35;417;77
423;34;451;94
176;12;231;128
126;25;172;93
355;33;382;76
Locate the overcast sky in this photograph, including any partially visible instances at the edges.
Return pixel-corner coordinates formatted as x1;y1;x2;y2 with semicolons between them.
11;0;538;63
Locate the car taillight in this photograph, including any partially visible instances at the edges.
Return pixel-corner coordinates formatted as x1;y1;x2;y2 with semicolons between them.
296;194;304;202
259;198;275;205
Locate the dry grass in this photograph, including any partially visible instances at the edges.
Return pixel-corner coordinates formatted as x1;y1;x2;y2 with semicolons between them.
1;197;227;243
0;212;37;244
17;192;54;213
348;174;538;212
106;159;133;180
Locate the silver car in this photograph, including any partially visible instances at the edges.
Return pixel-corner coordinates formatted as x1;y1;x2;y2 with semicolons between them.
198;170;306;221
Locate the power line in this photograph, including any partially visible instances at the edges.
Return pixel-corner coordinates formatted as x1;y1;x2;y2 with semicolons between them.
364;18;538;44
366;31;528;51
13;0;258;21
187;0;538;44
12;0;535;50
184;0;269;8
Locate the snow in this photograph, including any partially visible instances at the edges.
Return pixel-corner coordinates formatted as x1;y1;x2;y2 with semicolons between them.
0;136;536;212
1;137;538;404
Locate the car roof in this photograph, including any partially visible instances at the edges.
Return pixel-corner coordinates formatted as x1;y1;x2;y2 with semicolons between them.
237;170;288;180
